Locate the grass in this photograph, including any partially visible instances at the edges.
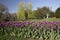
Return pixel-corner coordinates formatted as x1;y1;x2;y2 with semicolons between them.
25;18;60;22
41;18;60;22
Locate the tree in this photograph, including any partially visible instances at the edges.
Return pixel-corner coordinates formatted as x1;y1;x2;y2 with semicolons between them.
16;2;25;20
16;2;33;20
24;10;28;19
34;7;51;19
41;7;51;18
0;3;10;21
34;9;44;19
25;2;32;19
55;7;60;18
49;12;55;17
3;13;11;21
10;13;17;21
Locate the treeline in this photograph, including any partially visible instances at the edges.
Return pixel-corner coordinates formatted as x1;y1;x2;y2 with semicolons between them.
0;2;60;21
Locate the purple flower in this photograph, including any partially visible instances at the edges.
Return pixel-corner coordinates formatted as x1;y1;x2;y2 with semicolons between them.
53;27;57;30
58;26;60;30
0;22;2;26
27;22;31;25
36;25;39;29
52;21;57;25
31;23;35;28
46;27;49;31
43;21;47;24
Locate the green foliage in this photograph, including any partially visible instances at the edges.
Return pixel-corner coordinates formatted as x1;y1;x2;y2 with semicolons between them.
25;2;34;19
34;7;51;19
55;7;60;18
11;13;17;21
0;3;10;21
49;12;55;17
34;10;44;19
16;2;25;20
25;2;32;10
0;23;60;40
28;10;36;19
16;2;33;20
24;10;28;19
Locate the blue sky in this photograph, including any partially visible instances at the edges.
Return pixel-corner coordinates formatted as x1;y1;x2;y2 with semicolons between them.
0;0;60;13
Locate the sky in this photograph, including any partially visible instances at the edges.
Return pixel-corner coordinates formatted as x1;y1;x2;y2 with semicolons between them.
0;0;60;13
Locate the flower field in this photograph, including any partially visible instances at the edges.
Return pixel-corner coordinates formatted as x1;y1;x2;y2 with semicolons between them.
0;21;60;40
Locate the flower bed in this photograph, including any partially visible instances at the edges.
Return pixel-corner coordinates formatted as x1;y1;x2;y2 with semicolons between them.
0;21;60;40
